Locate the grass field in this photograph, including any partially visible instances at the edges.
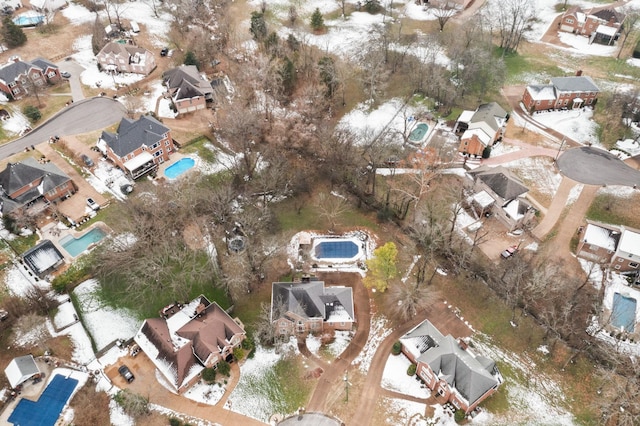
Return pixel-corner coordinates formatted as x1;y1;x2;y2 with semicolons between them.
586;192;640;229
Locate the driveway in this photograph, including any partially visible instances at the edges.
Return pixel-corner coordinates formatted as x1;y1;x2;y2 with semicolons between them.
56;59;86;102
557;147;640;186
0;97;126;160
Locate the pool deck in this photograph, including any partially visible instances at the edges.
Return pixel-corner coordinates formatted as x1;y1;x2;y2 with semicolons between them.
0;359;53;425
156;152;199;181
39;221;110;262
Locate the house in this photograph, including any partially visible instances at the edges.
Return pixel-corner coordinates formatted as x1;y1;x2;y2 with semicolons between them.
455;102;508;157
0;157;77;215
576;221;620;264
97;115;175;179
401;319;501;414
0;56;60;100
134;295;245;393
4;355;41;388
271;280;355;336
612;227;640;272
96;41;156;75
30;0;67;12
468;166;536;231
522;74;600;113
162;65;213;115
559;6;625;45
22;239;65;278
414;0;473;10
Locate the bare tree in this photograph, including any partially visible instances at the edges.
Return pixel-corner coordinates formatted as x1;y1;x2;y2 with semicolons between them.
617;7;640;59
389;278;433;322
316;192;349;231
484;0;533;54
431;3;456;32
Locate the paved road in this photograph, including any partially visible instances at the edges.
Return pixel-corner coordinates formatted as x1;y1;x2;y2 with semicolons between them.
0;97;126;160
557;147;640;186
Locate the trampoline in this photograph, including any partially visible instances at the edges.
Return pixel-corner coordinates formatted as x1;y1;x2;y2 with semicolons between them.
314;240;359;259
9;374;79;426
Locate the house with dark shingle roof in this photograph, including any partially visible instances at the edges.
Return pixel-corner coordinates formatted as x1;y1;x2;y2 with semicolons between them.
522;74;600;113
401;319;502;414
0;157;76;216
468;166;536;231
96;41;156;75
559;6;625;45
163;65;214;115
134;295;245;393
456;102;508;157
271;280;355;336
0;56;60;100
97;115;174;179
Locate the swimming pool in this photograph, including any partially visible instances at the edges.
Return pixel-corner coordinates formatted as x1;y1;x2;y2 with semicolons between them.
60;228;106;257
165;157;195;179
409;123;429;143
314;240;359;259
9;374;78;426
13;13;44;26
612;293;637;332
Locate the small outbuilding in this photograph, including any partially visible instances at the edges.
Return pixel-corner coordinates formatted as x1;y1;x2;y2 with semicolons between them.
22;239;65;278
4;355;41;388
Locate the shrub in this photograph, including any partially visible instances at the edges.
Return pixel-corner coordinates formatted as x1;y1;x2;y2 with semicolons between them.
233;346;245;361
23;105;42;123
113;389;149;419
201;368;216;383
407;364;416;376
482;145;491;159
454;409;465;423
169;418;181;426
183;51;198;67
310;8;324;31
242;335;255;358
217;360;231;377
51;261;91;293
392;341;402;355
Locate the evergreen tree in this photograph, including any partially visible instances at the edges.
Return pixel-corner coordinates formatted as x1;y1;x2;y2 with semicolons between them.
279;56;296;96
250;12;267;41
1;17;27;48
310;8;324;31
183;51;199;67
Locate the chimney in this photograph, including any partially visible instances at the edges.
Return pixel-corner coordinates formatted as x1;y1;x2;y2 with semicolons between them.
576;70;583;77
9;56;20;64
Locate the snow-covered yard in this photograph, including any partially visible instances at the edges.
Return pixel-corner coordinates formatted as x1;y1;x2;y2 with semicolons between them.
530;108;600;146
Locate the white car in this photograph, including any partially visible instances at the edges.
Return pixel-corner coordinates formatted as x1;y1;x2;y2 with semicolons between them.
86;197;100;211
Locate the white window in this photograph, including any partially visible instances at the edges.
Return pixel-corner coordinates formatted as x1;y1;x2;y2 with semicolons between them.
615;265;621;270
618;258;624;262
153;149;163;157
566;18;574;24
48;71;56;78
150;142;159;150
630;262;639;268
165;140;171;146
587;99;593;104
8;81;16;87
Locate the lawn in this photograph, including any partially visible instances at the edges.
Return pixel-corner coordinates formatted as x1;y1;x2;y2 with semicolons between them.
180;135;218;163
586;192;640;229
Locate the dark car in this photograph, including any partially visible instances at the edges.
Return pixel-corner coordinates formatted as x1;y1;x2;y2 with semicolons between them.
160;47;169;57
80;154;94;167
118;365;135;383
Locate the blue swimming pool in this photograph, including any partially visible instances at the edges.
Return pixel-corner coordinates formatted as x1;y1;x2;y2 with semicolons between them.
165;157;195;179
13;14;45;26
409;123;429;143
612;293;637;332
9;374;78;426
60;228;106;257
314;241;359;259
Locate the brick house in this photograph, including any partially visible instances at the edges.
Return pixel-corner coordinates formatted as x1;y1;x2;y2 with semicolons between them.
455;102;508;157
96;41;156;75
612;227;640;272
559;6;625;45
576;221;640;273
401;319;501;414
0;157;76;216
271;280;355;337
468;166;536;232
0;56;60;100
415;0;472;9
134;295;246;394
97;115;174;179
163;65;214;115
522;74;600;113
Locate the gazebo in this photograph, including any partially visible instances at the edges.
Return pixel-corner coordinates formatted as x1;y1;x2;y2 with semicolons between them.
4;355;41;388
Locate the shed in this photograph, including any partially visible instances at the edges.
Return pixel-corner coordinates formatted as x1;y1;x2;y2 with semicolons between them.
130;21;140;33
22;239;65;278
4;355;41;388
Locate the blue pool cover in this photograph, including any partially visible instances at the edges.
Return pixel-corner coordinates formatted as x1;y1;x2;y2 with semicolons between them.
314;241;359;259
612;293;637;332
9;375;78;426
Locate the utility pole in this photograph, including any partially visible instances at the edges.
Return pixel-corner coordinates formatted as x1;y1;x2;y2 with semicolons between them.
555;137;566;162
344;371;350;403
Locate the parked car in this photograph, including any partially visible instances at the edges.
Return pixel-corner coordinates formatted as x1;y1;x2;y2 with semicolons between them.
86;197;100;211
118;365;135;383
160;47;169;57
130;344;140;357
61;71;71;79
501;245;518;259
80;154;94;167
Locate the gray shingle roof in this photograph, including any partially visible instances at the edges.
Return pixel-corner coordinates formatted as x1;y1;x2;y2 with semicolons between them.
163;65;213;99
271;281;354;322
30;57;57;71
0;60;36;85
470;102;508;133
101;115;170;158
22;239;64;276
470;166;528;201
550;76;600;93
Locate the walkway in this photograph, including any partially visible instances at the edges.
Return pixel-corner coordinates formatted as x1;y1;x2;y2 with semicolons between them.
482;137;558;166
532;176;578;240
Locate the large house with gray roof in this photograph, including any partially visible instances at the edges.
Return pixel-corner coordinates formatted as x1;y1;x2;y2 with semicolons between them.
468;166;536;232
0;157;76;216
163;65;214;115
134;295;245;393
0;56;60;100
455;102;508;157
577;221;640;272
522;74;600;113
96;41;156;75
401;319;502;414
98;115;174;179
271;280;355;336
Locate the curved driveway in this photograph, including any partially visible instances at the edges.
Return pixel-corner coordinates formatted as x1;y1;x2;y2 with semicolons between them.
557;147;640;186
0;97;126;160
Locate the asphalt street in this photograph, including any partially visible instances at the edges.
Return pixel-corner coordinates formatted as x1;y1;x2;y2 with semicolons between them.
0;97;126;161
557;146;640;186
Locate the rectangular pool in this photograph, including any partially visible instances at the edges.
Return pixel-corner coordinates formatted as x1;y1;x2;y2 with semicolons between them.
9;374;79;426
612;293;637;332
314;240;359;259
60;228;106;257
